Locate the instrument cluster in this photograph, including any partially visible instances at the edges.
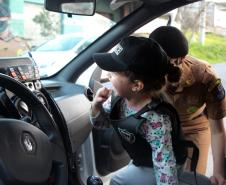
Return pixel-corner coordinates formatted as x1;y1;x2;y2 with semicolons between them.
0;56;50;119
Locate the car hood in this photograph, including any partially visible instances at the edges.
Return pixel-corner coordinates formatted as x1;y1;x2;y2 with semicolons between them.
30;51;76;77
30;51;76;67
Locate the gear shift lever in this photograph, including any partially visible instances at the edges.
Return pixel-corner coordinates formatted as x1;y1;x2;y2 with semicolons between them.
87;176;103;185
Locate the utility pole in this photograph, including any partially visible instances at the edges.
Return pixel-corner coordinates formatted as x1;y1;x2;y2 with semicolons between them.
199;0;206;45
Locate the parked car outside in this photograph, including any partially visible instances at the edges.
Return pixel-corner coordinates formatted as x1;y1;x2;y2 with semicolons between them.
27;33;98;77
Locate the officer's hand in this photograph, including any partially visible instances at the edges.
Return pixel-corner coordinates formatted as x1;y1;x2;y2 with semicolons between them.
91;87;111;116
210;174;226;185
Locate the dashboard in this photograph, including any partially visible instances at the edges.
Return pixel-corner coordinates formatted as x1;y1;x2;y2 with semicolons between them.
0;56;93;154
0;57;50;118
0;57;40;88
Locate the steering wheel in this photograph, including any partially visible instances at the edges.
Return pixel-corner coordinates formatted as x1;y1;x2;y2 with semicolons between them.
0;73;68;185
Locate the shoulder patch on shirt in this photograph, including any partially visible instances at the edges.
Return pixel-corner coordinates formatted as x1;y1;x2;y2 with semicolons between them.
187;106;198;114
211;83;225;101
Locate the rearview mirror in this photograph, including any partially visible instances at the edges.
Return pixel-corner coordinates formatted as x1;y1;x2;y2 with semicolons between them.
44;0;96;16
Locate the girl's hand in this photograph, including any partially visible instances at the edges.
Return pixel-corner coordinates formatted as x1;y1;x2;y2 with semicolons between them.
210;174;226;185
91;87;111;116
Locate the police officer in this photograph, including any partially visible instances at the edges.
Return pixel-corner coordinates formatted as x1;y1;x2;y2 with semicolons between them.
149;26;226;185
0;3;29;57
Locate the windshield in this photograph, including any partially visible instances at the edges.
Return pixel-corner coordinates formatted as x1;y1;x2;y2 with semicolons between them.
35;36;83;51
0;1;142;77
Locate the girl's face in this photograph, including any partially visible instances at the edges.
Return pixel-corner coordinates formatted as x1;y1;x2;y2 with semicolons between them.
107;72;134;98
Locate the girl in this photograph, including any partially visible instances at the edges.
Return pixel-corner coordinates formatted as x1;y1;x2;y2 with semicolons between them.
90;36;183;185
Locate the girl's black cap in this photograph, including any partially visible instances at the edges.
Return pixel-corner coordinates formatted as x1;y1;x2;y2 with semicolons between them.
149;26;188;58
93;36;169;78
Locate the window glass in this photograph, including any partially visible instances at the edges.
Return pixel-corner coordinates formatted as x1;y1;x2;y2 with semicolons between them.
132;1;226;67
0;0;142;77
99;1;226;96
36;36;83;51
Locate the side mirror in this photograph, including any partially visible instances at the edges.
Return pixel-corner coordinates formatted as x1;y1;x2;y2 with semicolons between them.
44;0;96;16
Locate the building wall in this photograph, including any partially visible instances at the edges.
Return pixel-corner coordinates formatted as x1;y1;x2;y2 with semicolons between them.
8;0;43;36
8;0;24;36
214;4;226;28
25;0;43;4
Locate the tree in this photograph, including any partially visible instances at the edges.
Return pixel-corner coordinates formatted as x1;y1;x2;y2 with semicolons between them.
33;9;60;37
175;1;207;44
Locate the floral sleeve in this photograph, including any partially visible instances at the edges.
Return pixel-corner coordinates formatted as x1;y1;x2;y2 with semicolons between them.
139;111;178;185
90;95;112;128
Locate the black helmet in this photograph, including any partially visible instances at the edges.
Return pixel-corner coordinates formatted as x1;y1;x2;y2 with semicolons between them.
149;26;188;58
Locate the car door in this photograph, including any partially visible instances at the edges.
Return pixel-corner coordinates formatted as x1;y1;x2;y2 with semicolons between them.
88;66;130;176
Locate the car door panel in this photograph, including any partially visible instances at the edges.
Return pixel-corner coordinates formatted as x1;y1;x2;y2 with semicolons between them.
89;67;131;175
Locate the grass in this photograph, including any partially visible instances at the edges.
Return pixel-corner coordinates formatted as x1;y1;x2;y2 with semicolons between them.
188;33;226;64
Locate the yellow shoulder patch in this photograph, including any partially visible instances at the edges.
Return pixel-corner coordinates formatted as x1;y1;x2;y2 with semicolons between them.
208;79;221;92
187;106;198;114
